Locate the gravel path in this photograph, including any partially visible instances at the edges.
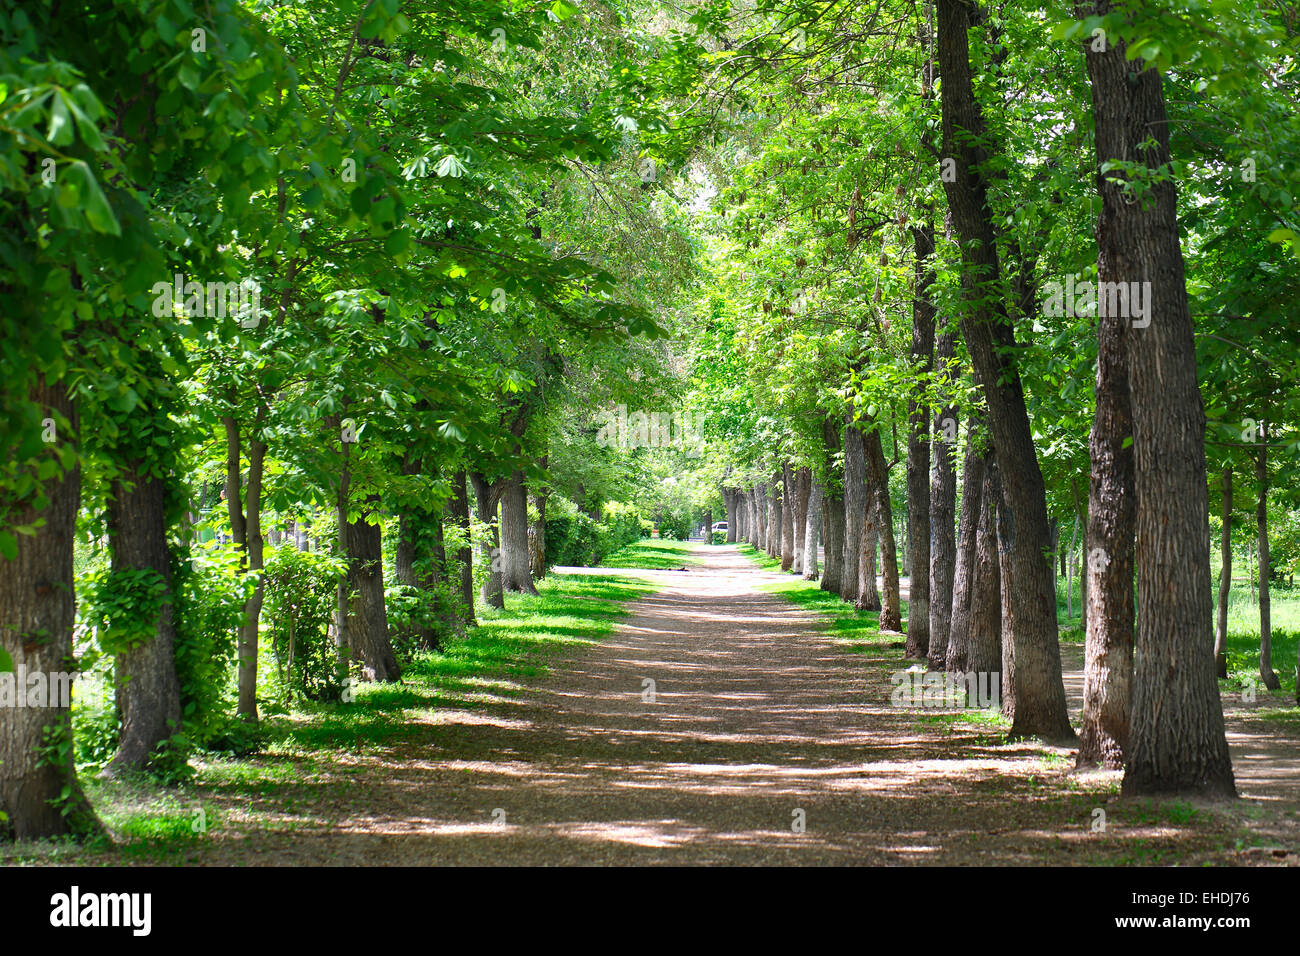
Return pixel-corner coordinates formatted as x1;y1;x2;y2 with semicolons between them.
186;544;1297;865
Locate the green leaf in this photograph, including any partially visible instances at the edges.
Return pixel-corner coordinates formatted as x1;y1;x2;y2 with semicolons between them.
65;162;121;236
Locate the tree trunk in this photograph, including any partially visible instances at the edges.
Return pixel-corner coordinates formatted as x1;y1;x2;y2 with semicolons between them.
791;467;811;573
499;469;537;594
907;224;938;657
1079;1;1235;794
0;383;99;841
842;420;865;603
1213;467;1232;679
1257;423;1279;690
946;430;986;673
448;470;477;627
860;519;881;611
343;508;400;682
105;464;182;773
1078;281;1136;769
530;458;547;580
803;477;822;581
224;413;266;723
1066;511;1078;621
470;472;505;609
780;462;795;571
724;490;739;543
937;0;1073;742
967;458;1002;691
928;352;958;670
764;478;774;561
864;427;902;630
992;461;1015;720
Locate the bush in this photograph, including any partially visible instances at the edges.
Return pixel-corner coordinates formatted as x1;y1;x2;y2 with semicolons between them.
711;530;726;545
657;513;692;540
545;497;652;567
173;546;257;751
262;544;347;703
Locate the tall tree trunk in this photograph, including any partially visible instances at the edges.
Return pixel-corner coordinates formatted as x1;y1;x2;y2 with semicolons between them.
224;413;266;723
1079;2;1235;794
780;462;795;571
470;472;505;609
967;458;1002;690
499;469;537;594
864;427;902;630
791;467;811;573
803;477;822;581
343;507;400;682
860;519;881;611
530;456;547;580
105;465;181;773
928;347;958;670
937;0;1073;742
448;470;477;627
907;225;938;656
842;421;866;603
1213;468;1232;679
764;476;774;561
992;461;1015;719
1257;423;1279;690
1076;298;1136;767
946;431;987;673
1078;285;1136;769
0;383;99;840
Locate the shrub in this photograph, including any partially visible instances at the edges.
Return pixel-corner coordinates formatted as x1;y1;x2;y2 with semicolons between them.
172;545;257;751
545;497;652;567
657;512;692;540
262;544;347;703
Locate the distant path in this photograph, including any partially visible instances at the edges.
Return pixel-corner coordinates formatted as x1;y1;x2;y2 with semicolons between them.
195;545;1296;865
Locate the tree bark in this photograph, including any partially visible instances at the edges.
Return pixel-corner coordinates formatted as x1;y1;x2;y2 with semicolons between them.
530;457;547;580
1079;1;1235;794
864;427;902;630
448;470;477;627
105;464;181;773
967;459;1003;699
0;383;99;840
499;469;537;594
946;431;987;673
907;224;938;656
803;477;822;581
1213;467;1232;679
343;507;400;681
470;472;505;609
937;0;1073;742
1078;278;1136;769
842;421;866;603
780;462;795;571
928;342;958;670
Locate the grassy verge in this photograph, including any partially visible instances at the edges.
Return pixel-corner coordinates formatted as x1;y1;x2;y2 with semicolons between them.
2;542;662;866
597;537;700;569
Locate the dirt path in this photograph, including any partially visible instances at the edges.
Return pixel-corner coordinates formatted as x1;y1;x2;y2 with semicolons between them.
196;545;1297;865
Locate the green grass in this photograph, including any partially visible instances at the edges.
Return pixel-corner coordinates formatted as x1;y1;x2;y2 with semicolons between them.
597;537;700;569
1;543;663;865
1055;567;1300;700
